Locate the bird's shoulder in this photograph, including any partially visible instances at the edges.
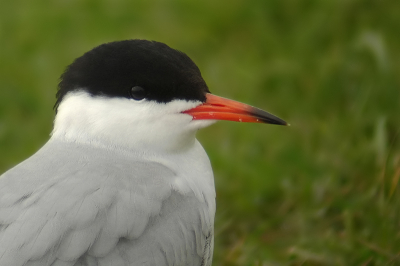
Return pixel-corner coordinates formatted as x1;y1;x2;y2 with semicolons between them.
0;140;213;266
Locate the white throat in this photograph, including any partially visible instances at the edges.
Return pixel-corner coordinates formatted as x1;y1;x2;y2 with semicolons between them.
51;91;215;154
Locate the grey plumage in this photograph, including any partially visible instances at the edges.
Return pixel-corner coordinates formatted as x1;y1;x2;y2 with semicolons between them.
0;140;214;265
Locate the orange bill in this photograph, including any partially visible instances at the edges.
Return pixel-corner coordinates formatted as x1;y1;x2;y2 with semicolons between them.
183;93;288;125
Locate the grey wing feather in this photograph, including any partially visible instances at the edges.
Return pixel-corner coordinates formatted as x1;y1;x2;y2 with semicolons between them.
0;141;213;266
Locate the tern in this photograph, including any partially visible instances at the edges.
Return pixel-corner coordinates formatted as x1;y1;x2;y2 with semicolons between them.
0;40;287;266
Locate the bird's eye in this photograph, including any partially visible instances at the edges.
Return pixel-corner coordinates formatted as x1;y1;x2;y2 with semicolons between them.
130;86;146;101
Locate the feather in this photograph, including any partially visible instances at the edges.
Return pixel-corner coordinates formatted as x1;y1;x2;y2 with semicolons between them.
0;139;215;265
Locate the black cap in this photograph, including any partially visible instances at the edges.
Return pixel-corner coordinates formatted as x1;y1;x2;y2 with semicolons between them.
56;40;209;110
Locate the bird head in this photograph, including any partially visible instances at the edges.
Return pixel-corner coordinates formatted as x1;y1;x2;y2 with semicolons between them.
52;40;287;153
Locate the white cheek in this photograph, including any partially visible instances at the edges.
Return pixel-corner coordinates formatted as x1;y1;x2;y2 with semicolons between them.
189;119;217;130
51;91;208;152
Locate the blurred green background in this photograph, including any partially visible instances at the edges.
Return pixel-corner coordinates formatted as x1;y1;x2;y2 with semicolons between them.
1;0;399;265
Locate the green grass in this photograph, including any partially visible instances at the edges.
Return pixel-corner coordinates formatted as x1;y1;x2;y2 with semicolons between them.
1;0;400;265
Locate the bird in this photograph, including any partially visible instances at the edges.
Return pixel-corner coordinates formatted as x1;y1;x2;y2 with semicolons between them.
0;39;287;266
